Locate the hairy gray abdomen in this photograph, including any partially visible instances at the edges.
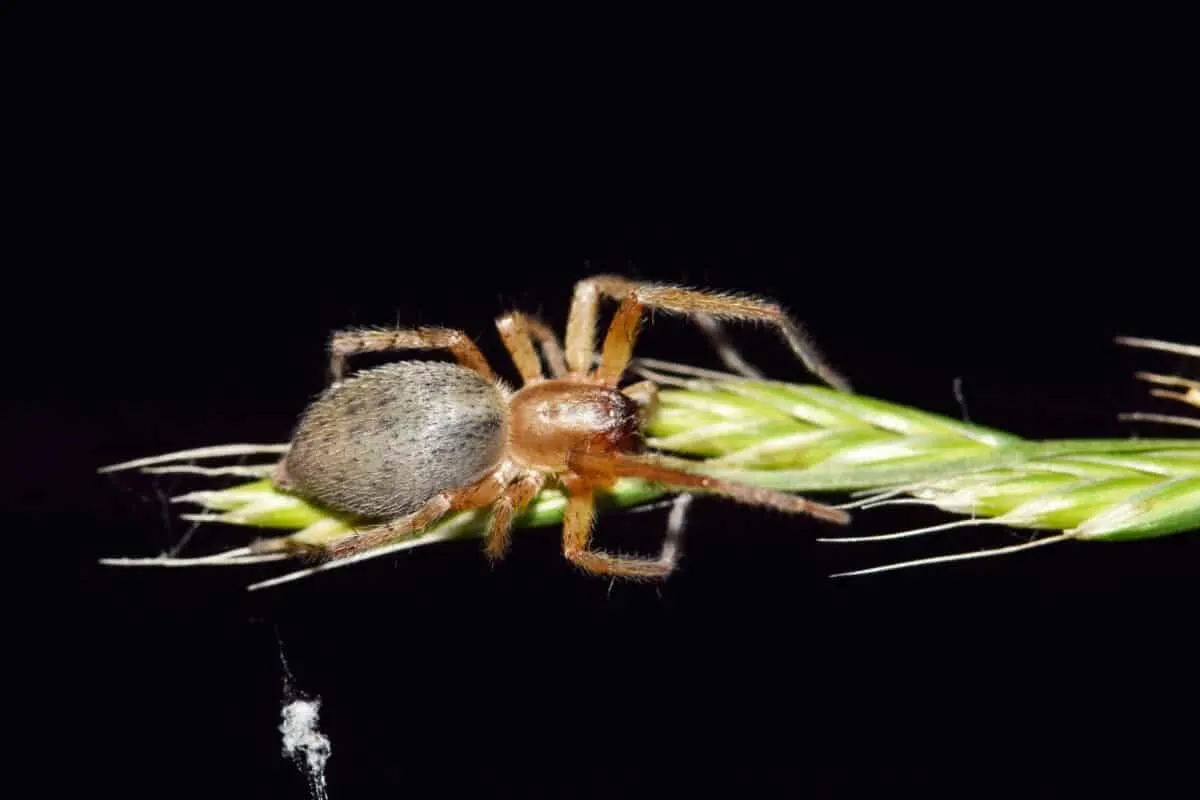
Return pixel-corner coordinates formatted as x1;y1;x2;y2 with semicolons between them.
280;361;508;521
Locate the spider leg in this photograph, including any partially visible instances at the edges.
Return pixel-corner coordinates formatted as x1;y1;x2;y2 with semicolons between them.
657;491;693;574
561;483;677;580
484;470;547;561
328;326;496;384
495;312;567;383
563;275;848;390
328;494;458;560
249;492;456;560
256;465;515;561
569;450;850;525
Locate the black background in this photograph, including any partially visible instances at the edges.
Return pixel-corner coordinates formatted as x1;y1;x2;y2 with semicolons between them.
14;13;1197;799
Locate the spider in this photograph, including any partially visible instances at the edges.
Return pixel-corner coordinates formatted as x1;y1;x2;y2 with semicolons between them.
255;275;852;579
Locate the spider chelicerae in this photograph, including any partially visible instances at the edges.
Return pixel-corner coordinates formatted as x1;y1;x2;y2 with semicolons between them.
255;275;852;579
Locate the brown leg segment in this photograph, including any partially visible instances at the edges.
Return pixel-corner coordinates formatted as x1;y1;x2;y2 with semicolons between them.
561;484;676;580
597;293;645;385
246;491;457;559
322;464;514;560
564;277;604;375
569;450;850;525
495;313;544;384
324;492;455;560
495;312;567;383
328;326;496;384
521;314;568;378
484;470;547;561
566;275;849;390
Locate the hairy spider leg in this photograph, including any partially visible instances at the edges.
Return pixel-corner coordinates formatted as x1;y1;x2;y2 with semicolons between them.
328;326;497;384
570;451;850;525
484;470;547;560
563;275;849;390
494;312;567;383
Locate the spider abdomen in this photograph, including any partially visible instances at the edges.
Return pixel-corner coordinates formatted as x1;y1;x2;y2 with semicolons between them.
279;361;508;521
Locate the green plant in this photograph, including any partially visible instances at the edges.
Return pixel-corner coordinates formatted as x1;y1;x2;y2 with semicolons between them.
100;341;1200;589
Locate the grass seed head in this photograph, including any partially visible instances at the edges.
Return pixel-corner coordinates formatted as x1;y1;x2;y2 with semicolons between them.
99;348;1200;584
